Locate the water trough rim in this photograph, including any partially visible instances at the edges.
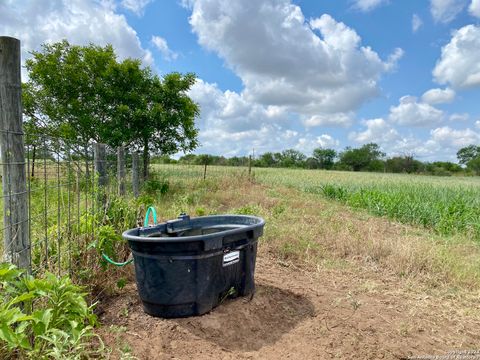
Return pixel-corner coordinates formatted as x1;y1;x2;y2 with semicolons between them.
122;214;265;243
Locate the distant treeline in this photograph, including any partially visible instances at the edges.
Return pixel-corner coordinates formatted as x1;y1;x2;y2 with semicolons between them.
152;143;480;176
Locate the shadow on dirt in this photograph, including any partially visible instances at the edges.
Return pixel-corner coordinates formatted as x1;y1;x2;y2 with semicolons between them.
175;283;315;351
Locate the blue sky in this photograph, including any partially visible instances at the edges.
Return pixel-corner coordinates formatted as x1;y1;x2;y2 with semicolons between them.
1;0;480;161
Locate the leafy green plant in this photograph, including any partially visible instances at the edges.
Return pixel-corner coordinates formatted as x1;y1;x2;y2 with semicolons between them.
219;287;237;304
143;178;169;196
136;194;156;208
0;263;102;359
88;225;123;268
233;204;262;216
103;196;139;231
195;207;206;216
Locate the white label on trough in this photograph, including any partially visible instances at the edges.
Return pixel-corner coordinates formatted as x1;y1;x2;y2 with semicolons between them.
223;251;240;267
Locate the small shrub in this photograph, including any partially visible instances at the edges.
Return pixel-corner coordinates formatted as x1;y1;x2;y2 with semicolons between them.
0;263;102;359
104;196;139;231
143;178;169;196
195;207;206;216
321;184;348;201
233;204;262;216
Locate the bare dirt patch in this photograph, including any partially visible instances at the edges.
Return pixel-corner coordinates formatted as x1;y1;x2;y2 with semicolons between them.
98;180;480;359
98;253;480;359
176;283;315;352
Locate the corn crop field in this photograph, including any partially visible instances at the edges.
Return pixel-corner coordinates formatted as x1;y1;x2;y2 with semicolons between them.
254;168;480;239
155;164;480;240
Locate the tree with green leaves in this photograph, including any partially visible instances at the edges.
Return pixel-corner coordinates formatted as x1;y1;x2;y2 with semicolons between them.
130;72;199;179
467;157;480;175
339;143;385;172
278;149;306;168
256;152;278;167
385;155;423;173
312;148;336;169
23;41;199;180
457;145;480;165
25;41;118;152
22;83;43;177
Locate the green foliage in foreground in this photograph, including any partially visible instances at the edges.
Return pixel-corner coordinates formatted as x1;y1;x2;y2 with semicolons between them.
0;263;101;359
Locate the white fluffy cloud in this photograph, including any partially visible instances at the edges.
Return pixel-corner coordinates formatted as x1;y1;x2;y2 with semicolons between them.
294;135;341;155
433;25;480;88
186;0;402;122
430;126;480;148
303;113;354;128
469;0;480;17
349;118;400;144
316;134;340;148
421;87;455;104
349;120;480;161
188;79;335;156
476;120;480;129
151;36;178;61
449;113;469;121
348;119;429;158
189;80;289;132
389;96;444;127
412;14;423;32
351;0;388;12
430;0;468;23
121;0;152;16
0;0;153;68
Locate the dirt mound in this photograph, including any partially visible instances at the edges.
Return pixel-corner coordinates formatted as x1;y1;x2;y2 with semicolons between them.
99;254;480;359
176;284;315;352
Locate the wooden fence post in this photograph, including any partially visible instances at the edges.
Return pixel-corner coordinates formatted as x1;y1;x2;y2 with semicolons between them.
0;37;30;271
132;152;139;198
117;145;126;196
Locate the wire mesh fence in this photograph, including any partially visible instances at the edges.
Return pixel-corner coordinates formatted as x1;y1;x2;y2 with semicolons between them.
0;126;255;279
1;36;257;284
1;132;134;276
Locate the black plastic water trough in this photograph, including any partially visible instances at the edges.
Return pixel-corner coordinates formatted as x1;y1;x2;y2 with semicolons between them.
122;214;265;318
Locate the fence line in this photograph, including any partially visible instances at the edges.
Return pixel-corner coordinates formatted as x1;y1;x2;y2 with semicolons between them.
0;36;255;280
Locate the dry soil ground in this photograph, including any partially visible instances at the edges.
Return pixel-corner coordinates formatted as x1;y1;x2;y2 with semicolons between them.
98;181;480;359
99;251;480;359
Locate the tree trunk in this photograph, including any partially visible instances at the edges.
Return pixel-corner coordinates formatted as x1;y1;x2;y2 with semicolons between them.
142;140;149;181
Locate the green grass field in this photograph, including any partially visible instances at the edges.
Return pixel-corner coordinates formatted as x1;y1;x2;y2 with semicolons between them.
254;168;480;239
154;164;480;240
147;164;480;288
2;163;480;287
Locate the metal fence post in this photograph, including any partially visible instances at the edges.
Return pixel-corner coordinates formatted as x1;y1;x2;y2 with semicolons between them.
248;155;252;179
94;143;107;208
203;156;208;180
0;37;30;271
117;145;126;196
132;152;139;198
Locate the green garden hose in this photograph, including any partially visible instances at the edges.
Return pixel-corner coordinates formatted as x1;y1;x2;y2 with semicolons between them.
144;206;158;227
102;206;158;267
102;253;134;266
